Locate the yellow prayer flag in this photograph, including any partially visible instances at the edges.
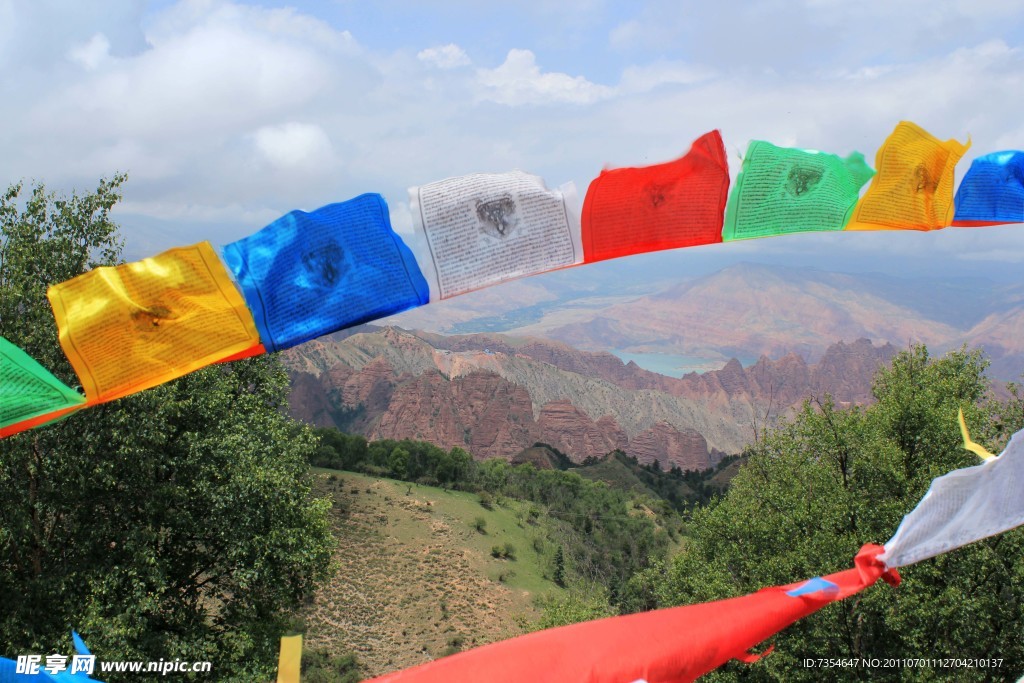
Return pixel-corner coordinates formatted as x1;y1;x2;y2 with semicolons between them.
277;634;302;683
846;121;969;231
958;408;995;461
47;242;260;404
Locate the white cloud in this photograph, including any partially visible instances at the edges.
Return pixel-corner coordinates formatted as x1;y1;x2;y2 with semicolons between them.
388;201;415;235
21;0;369;177
67;139;178;181
114;199;280;226
67;32;111;70
607;0;1024;74
618;61;716;93
253;122;335;169
418;43;471;69
477;49;614;105
0;0;148;71
1;0;375;219
609;19;642;50
45;15;337;139
149;0;355;52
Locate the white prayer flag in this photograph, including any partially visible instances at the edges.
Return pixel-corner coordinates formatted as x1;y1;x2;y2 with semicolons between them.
880;427;1024;568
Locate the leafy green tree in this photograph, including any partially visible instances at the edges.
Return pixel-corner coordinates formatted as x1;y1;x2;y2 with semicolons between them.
311;428;368;471
0;178;333;680
446;446;472;483
388;446;410;480
366;440;392;472
532;582;616;630
644;346;1024;681
552;545;566;588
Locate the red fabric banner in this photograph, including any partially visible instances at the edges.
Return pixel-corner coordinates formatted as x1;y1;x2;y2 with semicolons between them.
581;130;729;263
365;544;899;683
0;404;85;438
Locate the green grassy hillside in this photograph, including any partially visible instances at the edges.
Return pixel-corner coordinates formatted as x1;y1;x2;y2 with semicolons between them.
299;470;564;678
573;454;664;498
573;451;705;510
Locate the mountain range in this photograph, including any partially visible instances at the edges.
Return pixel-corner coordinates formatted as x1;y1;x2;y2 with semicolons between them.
283;327;895;470
283;262;1022;469
382;262;1024;381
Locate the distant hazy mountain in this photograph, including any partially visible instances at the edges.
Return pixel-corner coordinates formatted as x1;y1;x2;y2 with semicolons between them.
285;262;1021;467
383;262;1024;381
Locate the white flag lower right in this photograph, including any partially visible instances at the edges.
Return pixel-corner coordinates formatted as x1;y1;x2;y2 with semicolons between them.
880;427;1024;569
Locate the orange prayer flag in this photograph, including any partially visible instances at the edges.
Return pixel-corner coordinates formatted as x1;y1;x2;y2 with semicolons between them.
846;121;969;232
581;130;729;263
47;242;261;404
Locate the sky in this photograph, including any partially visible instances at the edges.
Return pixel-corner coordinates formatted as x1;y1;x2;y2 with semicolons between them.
1;0;1023;281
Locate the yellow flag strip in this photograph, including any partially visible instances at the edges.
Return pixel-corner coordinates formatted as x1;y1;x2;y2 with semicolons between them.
958;408;995;461
277;634;302;683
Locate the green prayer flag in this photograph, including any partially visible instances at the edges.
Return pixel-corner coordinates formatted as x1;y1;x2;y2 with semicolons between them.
1;336;85;436
723;140;874;241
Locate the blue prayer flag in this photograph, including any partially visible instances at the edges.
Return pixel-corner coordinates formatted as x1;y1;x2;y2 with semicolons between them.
70;633;89;658
953;151;1024;225
223;194;430;352
785;576;839;598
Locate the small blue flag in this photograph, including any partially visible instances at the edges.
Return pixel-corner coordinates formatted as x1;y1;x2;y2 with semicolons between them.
786;576;839;598
953;150;1024;225
70;632;89;658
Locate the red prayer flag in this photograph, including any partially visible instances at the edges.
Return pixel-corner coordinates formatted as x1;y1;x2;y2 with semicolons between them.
215;343;266;365
0;404;84;438
365;544;899;683
581;130;730;263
